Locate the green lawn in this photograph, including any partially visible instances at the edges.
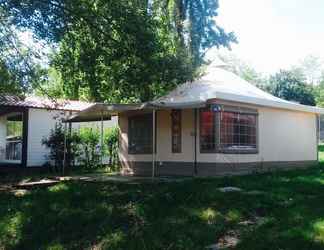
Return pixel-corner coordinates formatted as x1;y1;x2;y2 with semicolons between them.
1;153;324;249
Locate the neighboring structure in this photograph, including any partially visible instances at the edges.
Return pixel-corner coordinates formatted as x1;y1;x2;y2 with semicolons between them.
0;95;108;170
70;60;324;176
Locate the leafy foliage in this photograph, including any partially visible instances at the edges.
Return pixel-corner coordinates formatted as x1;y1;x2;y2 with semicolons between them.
41;123;80;172
218;52;267;86
0;6;46;95
105;127;119;169
41;123;66;171
268;70;316;106
77;128;101;169
153;0;237;66
1;0;235;102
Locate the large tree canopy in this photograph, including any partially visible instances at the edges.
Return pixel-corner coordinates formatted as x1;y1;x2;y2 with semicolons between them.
0;0;236;102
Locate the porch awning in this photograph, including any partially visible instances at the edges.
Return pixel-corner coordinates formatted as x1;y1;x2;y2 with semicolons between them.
66;104;112;122
65;103;152;122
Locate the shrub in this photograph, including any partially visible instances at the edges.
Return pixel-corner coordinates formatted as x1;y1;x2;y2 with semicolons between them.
43;123;119;172
105;127;119;170
42;123;65;172
77;128;102;169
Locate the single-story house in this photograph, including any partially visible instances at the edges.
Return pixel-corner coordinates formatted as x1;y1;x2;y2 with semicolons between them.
69;59;324;176
0;96;114;171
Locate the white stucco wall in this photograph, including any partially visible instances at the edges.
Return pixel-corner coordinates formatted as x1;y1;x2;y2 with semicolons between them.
119;103;318;165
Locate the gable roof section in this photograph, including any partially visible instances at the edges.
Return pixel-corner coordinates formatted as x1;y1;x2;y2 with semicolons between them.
0;95;92;112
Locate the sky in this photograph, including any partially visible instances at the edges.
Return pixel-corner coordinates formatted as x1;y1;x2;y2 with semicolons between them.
214;0;324;74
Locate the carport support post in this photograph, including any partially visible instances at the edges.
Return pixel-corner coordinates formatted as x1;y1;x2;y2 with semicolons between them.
100;110;104;166
152;109;156;179
63;122;67;176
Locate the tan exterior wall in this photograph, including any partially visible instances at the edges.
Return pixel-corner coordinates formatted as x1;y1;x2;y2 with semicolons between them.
118;101;318;175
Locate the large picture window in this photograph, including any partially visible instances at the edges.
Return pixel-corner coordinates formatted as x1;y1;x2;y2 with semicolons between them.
199;106;258;153
220;112;257;150
128;114;153;154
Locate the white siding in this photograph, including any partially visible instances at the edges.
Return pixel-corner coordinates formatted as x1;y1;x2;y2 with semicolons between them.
27;109;118;167
27;109;67;167
0;116;6;160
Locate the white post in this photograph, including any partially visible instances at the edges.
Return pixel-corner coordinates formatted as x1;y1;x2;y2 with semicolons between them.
318;114;321;162
63;122;67;176
152;109;156;179
100;110;104;166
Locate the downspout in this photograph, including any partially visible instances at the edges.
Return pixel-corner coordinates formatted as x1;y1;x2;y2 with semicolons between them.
152;109;156;179
194;108;198;175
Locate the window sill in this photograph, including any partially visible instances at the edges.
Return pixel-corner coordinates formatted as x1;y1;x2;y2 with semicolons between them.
218;149;258;155
128;151;153;155
200;148;258;155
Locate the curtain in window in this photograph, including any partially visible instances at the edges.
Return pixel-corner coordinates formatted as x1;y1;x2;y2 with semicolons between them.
200;109;216;151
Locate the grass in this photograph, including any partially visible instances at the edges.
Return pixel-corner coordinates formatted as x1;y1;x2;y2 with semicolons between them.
1;149;324;249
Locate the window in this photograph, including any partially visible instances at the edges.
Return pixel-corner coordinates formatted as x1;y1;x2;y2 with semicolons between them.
199;106;258;153
220;112;257;150
6;113;23;161
171;110;181;153
200;108;216;152
128;114;153;154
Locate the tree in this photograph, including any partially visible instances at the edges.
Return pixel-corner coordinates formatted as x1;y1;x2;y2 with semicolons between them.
0;60;22;94
152;0;237;67
1;0;236;102
0;5;47;96
298;55;323;85
218;52;266;86
268;70;316;106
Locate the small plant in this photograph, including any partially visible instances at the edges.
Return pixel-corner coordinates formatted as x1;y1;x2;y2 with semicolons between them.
42;123;80;173
42;123;66;172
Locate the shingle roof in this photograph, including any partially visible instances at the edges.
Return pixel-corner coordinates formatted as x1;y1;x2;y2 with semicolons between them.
0;95;93;111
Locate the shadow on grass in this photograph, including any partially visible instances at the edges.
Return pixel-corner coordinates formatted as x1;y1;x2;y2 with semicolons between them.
1;167;324;249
